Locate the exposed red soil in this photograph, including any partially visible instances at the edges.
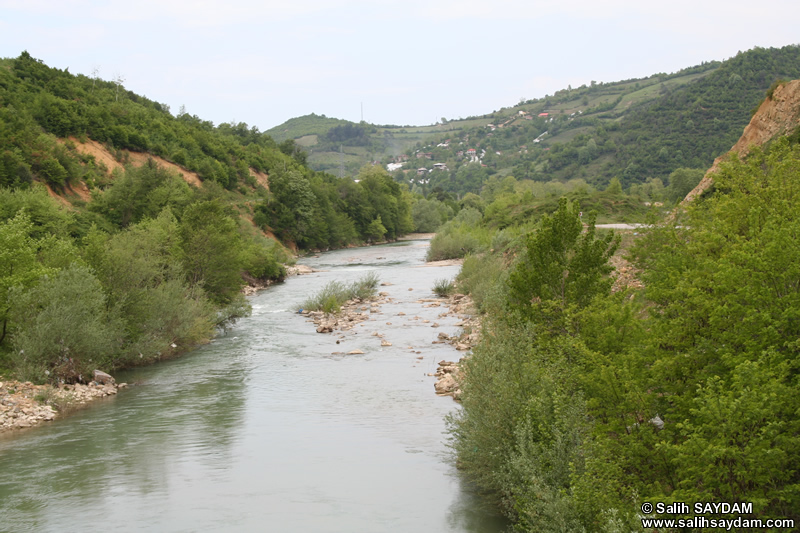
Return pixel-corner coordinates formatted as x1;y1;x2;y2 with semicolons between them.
250;169;269;190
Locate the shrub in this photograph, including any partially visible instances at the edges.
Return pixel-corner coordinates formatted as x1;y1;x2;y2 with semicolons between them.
432;278;454;297
457;253;508;314
11;265;123;384
241;238;286;281
426;207;492;261
300;272;379;313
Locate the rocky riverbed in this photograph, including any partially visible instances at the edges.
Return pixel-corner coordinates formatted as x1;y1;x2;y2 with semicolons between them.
304;285;481;400
0;371;126;433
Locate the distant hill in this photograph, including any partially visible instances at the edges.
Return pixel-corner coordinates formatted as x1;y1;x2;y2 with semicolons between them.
269;45;800;196
266;113;467;176
402;45;800;196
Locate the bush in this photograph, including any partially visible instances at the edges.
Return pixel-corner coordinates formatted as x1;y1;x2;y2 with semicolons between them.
448;318;591;521
241;238;286;281
426;207;492;261
432;278;454;297
300;272;379;313
457;253;508;314
10;265;123;383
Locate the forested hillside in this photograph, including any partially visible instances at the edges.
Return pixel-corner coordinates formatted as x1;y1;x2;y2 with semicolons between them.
0;52;416;384
267;45;800;202
401;45;800;197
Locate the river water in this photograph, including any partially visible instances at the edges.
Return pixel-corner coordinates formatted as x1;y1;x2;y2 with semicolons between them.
0;239;507;533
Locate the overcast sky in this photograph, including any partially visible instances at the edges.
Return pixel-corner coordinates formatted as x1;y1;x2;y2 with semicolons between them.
1;0;799;131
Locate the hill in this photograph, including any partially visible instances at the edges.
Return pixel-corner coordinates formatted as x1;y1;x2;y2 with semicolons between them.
269;45;800;197
0;51;413;251
266;114;464;176
683;78;800;203
0;51;416;384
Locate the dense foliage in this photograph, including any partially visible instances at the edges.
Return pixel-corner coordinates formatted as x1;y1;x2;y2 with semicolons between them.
0;51;415;250
0;52;419;384
447;134;800;530
0;52;296;191
0;183;279;383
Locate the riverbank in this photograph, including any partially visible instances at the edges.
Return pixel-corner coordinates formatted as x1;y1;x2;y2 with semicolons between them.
429;292;480;400
0;372;126;433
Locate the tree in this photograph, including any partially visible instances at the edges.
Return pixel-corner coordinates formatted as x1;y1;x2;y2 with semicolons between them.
616;139;800;519
460;192;484;213
365;215;387;242
605;176;623;195
507;198;618;325
10;264;121;383
0;213;54;345
179;201;244;304
261;169;317;245
411;198;445;233
357;165;403;239
665;167;704;203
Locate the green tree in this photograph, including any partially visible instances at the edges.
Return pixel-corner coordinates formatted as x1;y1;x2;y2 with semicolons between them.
10;264;122;383
179;201;244;304
605;176;623;195
365;215;387;242
84;210;215;361
411;198;445;233
615;139;800;520
665;167;705;203
260;169;317;245
460;192;484;213
357;165;403;239
0;213;55;345
507;198;618;325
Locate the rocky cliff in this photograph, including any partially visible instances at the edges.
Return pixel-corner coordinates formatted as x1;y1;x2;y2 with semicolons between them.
683;79;800;203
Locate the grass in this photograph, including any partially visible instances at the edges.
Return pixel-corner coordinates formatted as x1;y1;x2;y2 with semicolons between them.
432;278;455;297
300;272;379;314
33;386;75;412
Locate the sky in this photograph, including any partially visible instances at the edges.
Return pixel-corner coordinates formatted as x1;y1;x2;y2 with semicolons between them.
1;0;799;131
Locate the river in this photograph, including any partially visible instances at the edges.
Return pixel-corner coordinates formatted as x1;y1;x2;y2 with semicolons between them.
0;239;507;533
